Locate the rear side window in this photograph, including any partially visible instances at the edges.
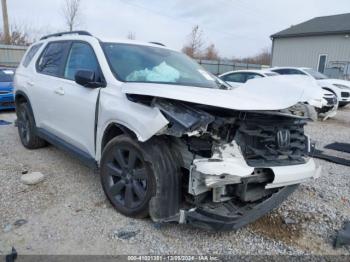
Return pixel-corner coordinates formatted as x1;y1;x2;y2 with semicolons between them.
222;73;245;83
37;42;70;77
64;42;99;80
22;43;43;67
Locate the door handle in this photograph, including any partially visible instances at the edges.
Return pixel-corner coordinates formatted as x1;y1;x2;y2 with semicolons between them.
26;81;34;87
54;87;65;96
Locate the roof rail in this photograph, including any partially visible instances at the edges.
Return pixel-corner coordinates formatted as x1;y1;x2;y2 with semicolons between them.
149;42;165;46
40;31;93;40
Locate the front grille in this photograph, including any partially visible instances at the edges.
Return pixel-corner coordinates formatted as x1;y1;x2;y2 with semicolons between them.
341;92;350;98
235;115;308;167
0;90;10;94
324;96;337;106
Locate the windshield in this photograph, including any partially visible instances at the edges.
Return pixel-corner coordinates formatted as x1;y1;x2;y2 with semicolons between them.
303;68;328;80
102;43;225;89
0;69;14;82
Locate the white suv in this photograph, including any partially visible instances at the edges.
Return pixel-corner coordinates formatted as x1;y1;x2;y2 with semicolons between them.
14;31;321;230
271;67;350;108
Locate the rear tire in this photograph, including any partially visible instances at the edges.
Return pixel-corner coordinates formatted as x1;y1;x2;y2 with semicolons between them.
17;103;46;149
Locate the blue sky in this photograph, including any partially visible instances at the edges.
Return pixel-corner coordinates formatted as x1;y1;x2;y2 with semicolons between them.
4;0;350;58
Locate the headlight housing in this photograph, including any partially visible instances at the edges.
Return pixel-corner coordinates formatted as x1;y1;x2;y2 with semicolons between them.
333;84;350;90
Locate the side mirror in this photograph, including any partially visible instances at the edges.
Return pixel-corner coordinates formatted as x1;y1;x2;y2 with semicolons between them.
75;70;103;88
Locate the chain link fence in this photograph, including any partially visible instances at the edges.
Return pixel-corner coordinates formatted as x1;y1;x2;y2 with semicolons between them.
196;59;267;75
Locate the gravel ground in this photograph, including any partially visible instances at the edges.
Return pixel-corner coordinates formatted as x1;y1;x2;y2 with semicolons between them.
0;108;350;255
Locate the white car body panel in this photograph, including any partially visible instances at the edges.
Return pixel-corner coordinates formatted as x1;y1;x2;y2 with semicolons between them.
267;159;321;189
270;67;350;104
317;79;350;103
95;85;169;161
221;71;332;109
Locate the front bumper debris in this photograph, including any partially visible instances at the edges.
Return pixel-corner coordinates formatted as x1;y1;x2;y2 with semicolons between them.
182;185;298;231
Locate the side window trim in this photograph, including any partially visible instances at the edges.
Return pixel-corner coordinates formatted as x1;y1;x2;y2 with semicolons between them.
62;40;105;84
35;40;72;78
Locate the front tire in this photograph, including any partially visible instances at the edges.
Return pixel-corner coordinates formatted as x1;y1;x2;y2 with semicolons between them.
100;135;156;218
16;103;46;149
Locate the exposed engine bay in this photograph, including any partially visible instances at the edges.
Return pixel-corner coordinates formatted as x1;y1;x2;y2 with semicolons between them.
128;94;321;230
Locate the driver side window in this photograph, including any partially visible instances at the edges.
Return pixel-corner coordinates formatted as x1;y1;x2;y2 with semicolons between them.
64;42;99;81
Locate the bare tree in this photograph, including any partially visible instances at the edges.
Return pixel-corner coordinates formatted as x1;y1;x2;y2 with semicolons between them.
235;47;271;65
202;43;219;60
0;23;32;45
61;0;81;31
127;31;136;40
181;25;204;58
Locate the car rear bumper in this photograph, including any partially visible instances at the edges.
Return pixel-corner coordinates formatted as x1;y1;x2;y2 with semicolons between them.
0;93;15;110
182;185;298;231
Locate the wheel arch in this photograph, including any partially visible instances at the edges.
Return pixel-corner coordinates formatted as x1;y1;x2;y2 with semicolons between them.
15;91;37;124
101;122;138;155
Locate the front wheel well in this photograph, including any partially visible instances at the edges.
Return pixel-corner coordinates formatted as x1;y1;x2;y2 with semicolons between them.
15;93;28;107
101;123;137;152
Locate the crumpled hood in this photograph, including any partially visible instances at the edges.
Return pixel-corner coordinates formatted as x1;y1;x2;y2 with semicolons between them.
121;75;323;111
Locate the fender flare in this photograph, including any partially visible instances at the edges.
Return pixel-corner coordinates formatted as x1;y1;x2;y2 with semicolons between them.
15;91;37;126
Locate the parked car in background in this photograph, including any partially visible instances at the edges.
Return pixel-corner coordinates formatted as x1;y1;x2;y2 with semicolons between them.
14;31;321;231
0;68;15;110
219;69;338;120
270;67;350;108
219;69;279;88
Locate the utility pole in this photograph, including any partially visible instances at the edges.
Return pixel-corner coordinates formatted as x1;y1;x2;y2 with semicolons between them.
1;0;10;44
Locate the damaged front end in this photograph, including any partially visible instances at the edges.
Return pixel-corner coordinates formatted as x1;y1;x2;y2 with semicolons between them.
145;97;321;230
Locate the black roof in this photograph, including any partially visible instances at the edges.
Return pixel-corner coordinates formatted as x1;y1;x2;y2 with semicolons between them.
271;13;350;39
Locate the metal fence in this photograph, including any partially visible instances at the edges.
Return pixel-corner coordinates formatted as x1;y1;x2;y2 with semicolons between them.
196;59;266;75
0;44;27;68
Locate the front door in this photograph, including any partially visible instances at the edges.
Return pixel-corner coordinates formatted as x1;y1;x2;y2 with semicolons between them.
46;41;103;157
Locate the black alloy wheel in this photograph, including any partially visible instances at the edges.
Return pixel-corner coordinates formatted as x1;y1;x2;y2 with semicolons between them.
100;135;156;218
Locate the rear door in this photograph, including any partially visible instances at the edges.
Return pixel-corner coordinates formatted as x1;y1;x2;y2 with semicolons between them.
33;41;71;130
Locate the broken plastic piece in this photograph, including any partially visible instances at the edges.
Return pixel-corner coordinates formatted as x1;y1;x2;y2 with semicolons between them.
5;247;17;262
325;142;350;154
0;120;11;126
313;150;350;167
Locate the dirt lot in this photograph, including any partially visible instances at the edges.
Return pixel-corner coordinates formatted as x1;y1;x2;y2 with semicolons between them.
1;108;350;255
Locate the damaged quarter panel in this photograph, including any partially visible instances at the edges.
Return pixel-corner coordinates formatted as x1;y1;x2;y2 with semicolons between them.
96;85;169;161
